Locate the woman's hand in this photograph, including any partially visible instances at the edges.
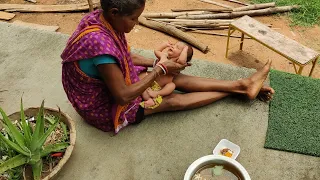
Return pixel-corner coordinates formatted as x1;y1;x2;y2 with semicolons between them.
159;54;190;75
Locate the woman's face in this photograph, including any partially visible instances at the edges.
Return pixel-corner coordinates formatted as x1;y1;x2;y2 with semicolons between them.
111;5;145;33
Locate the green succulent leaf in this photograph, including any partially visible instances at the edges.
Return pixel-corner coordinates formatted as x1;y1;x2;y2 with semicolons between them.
20;98;32;146
0;154;28;174
60;122;68;141
37;112;60;149
31;101;45;151
0;133;29;156
31;158;42;180
0;107;28;152
41;142;69;157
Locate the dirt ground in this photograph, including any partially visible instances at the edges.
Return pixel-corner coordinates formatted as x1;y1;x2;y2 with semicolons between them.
1;0;320;78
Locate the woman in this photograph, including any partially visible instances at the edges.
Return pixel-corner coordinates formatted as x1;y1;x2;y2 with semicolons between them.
61;0;274;133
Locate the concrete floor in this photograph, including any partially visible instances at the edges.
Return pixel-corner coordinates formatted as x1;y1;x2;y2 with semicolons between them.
0;22;319;180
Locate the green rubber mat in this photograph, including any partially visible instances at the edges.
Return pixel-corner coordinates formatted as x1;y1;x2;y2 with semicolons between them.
265;70;320;157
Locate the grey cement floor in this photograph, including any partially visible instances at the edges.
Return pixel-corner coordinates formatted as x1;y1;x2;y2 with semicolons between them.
0;22;319;180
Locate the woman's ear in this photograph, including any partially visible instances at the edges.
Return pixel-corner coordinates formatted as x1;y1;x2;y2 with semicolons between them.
109;8;119;17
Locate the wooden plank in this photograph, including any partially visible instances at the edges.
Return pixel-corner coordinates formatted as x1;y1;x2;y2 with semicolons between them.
0;2;99;13
197;0;233;10
231;16;319;65
0;11;15;20
12;20;59;31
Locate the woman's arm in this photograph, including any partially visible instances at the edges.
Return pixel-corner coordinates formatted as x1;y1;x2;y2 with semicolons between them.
97;56;188;106
97;64;163;105
130;53;154;67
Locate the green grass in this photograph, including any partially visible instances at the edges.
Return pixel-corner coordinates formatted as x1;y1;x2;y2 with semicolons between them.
251;0;320;26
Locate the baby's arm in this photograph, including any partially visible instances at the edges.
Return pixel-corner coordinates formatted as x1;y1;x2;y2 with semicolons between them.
154;42;171;60
176;46;189;64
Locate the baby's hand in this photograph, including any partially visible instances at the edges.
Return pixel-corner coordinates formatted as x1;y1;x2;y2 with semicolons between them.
160;41;172;49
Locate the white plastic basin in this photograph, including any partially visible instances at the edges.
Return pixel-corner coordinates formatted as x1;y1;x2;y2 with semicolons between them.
184;155;251;180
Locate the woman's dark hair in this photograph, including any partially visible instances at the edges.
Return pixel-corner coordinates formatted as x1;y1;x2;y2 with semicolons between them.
100;0;146;16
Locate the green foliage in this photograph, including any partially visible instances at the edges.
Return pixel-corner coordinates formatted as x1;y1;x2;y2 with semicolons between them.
0;100;69;180
251;0;320;26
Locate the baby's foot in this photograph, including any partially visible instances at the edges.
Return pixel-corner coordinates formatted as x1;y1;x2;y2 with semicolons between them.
147;89;159;98
144;99;156;108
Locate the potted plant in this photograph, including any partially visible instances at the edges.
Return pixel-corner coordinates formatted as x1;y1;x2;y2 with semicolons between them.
0;99;76;180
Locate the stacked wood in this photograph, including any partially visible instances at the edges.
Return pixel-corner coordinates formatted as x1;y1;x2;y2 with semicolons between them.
197;0;233;9
171;8;232;13
223;0;249;6
142;11;211;19
177;6;299;19
138;1;299;53
138;17;209;53
147;19;234;24
233;2;276;12
170;21;230;28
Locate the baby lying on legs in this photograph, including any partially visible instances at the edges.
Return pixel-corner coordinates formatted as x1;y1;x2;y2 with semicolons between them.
139;41;194;109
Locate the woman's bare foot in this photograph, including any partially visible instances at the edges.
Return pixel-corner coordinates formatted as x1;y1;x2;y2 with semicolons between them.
258;86;275;102
243;60;272;99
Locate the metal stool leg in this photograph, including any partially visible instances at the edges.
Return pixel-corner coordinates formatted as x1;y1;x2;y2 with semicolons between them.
240;32;244;50
309;56;319;77
225;26;232;58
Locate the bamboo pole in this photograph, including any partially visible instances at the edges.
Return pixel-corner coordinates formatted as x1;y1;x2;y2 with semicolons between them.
233;2;276;12
171;8;232;12
177;5;299;19
138;17;209;53
223;0;250;6
190;30;251;39
87;0;94;12
170;22;230;28
147;18;234;24
197;0;233;9
142;11;210;18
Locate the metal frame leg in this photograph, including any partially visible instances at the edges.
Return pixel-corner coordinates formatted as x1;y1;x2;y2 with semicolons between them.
297;65;304;75
225;26;232;58
309;56;319;77
293;63;304;75
240;33;245;50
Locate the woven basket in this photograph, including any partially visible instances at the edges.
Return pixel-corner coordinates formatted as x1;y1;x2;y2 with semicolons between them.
7;107;76;180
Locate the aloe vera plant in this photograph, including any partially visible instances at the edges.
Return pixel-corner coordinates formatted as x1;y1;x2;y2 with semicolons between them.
0;100;69;180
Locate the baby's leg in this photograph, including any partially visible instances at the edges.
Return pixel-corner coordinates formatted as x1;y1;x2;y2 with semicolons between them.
148;82;176;97
142;88;152;100
177;46;189;64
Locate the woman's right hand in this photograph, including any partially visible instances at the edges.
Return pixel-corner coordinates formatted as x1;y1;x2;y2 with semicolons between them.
161;57;190;75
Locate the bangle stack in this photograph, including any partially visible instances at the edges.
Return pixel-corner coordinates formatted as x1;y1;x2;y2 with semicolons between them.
153;59;159;68
156;63;167;75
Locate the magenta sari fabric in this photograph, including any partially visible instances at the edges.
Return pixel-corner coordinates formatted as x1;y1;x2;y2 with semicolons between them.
61;10;146;133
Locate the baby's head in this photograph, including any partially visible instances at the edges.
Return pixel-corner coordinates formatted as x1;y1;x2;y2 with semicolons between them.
168;41;193;62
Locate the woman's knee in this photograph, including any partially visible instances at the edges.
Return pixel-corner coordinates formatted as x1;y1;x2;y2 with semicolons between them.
165;94;186;111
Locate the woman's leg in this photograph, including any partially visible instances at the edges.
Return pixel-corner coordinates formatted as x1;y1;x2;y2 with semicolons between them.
144;91;229;115
173;60;273;99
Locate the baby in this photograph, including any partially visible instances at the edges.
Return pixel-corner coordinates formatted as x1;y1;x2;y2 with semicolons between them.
139;41;193;109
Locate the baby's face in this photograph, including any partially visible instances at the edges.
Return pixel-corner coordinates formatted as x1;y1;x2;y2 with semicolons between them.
167;42;185;58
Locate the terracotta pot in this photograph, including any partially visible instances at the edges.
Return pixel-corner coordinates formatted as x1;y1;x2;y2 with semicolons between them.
7;107;76;180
